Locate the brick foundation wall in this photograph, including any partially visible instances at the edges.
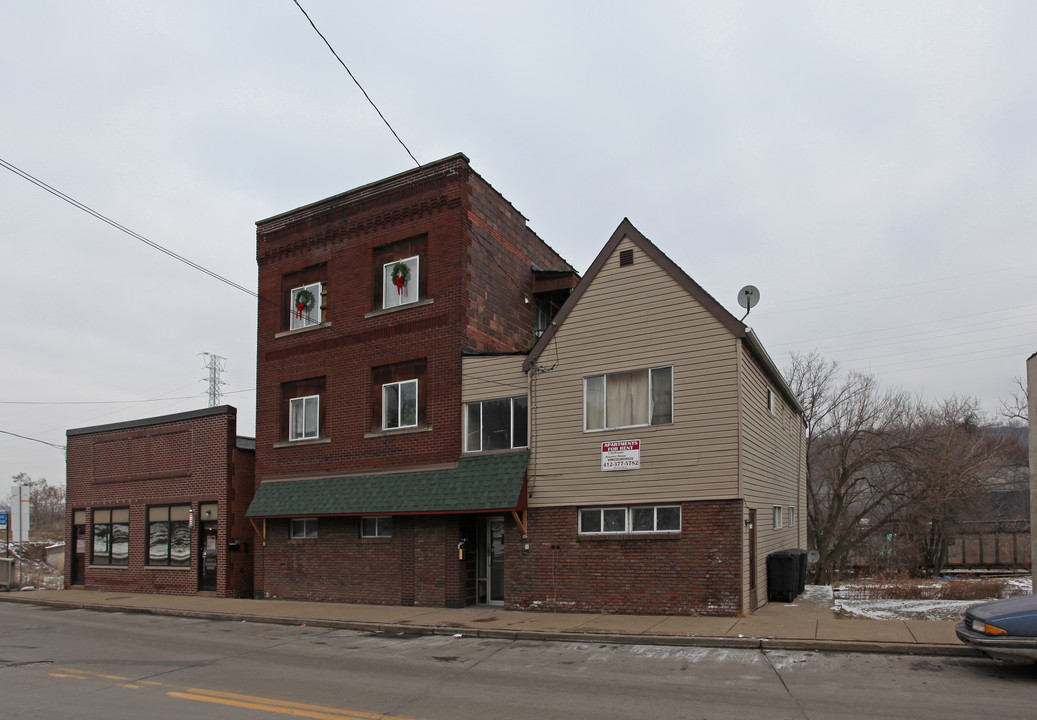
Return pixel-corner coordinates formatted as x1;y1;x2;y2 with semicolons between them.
259;515;466;606
507;501;743;616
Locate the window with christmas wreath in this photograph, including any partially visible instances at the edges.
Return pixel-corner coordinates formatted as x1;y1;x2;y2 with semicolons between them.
382;256;418;309
290;282;322;330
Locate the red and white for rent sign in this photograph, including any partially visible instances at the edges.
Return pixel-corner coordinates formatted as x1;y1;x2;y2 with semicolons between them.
601;439;641;471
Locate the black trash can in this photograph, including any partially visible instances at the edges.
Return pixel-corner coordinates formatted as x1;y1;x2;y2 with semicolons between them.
792;549;808;594
767;550;799;602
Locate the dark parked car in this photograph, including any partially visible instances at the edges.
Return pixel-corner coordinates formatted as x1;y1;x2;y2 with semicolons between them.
956;594;1037;663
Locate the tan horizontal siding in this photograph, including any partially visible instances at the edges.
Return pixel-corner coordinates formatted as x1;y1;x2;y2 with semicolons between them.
529;237;742;508
737;343;807;607
461;355;528;402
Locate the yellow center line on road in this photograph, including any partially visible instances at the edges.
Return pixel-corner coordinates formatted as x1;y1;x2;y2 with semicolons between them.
168;689;422;720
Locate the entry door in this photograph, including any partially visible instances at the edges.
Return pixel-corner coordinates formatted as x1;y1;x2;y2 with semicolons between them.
71;512;86;586
748;510;758;611
199;521;218;592
477;517;505;605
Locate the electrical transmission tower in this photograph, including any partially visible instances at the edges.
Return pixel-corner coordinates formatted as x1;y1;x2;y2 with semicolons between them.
202;353;227;408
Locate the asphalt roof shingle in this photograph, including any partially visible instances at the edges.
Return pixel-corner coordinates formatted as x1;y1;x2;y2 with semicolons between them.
246;450;529;518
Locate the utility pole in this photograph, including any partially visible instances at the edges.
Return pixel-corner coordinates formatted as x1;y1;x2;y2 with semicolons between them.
202;353;227;408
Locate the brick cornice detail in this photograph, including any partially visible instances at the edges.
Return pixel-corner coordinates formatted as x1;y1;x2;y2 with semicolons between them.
258;195;464;264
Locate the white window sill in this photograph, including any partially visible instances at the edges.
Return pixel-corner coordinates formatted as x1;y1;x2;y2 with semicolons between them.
273;437;332;448
275;321;331;339
365;297;434;318
364;425;433;439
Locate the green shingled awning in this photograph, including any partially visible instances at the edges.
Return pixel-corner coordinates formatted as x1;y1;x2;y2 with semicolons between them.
246;450;530;518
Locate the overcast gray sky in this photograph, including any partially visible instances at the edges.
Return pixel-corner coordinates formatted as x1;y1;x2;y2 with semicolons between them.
3;1;1035;490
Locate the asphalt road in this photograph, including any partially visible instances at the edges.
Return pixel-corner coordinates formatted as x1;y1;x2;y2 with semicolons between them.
0;603;1033;719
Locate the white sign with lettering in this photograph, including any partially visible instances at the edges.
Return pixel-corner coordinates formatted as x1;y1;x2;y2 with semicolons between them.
601;439;641;471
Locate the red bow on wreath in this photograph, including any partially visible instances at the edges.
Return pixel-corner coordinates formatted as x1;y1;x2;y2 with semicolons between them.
294;288;315;320
391;262;410;296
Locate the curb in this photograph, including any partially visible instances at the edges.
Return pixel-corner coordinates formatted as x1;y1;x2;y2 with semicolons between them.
0;594;978;658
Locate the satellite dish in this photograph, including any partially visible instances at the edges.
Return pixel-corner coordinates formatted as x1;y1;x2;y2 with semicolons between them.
737;285;760;320
807;550;820;564
738;285;760;309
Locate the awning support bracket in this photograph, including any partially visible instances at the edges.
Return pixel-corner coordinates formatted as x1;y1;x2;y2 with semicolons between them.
511;509;527;538
249;517;267;547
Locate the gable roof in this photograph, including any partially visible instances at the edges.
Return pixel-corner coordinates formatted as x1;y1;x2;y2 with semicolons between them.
246;451;529;518
524;218;802;414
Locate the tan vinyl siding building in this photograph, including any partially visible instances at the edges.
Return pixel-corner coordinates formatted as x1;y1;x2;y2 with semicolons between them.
496;218;807;615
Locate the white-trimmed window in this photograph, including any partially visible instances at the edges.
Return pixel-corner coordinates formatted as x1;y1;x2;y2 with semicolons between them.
290;518;318;539
290;282;322;330
579;505;681;534
383;256;419;309
289;394;320;440
361;516;393;538
773;505;784;529
383;379;418;430
788;506;796;528
584;366;673;431
465;397;528;452
768;389;776;415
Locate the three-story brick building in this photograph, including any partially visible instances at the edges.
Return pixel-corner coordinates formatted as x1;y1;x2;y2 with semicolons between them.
246;154;576;606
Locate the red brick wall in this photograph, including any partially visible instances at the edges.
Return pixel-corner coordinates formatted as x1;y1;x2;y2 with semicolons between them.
464;172;576;354
64;407;254;598
258;515;466;607
254;157;575;481
507;501;743;616
252;157;576;604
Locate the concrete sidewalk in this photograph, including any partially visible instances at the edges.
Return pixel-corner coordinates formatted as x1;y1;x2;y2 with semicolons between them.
0;588;972;657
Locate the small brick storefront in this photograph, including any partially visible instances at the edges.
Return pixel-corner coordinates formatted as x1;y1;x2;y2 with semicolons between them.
64;406;255;598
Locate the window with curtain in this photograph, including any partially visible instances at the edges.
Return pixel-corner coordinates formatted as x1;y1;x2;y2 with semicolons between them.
584;366;673;431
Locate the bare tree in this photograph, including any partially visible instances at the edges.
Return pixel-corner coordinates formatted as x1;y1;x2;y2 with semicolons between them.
11;473;66;536
894;397;1017;576
999;376;1028;426
785;352;919;583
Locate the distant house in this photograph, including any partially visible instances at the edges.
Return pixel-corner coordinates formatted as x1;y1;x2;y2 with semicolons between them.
64;406;255;597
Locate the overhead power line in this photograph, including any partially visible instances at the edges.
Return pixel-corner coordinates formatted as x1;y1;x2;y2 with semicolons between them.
0;388;255;406
0;429;66;451
291;0;419;167
0;156;258;300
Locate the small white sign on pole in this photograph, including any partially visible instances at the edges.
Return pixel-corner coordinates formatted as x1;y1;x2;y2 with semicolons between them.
9;484;30;542
601;439;641;471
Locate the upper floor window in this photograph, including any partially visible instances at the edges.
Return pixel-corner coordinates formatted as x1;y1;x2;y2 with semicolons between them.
281;263;326;332
281;377;325;442
383;256;419;309
584;366;673;431
290;282;322;330
465;396;528;452
92;507;129;566
290;394;320;440
383;379;418;430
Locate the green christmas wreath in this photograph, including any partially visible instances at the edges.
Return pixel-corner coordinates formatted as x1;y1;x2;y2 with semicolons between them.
294;288;315;318
391;262;410;294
